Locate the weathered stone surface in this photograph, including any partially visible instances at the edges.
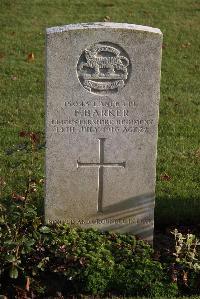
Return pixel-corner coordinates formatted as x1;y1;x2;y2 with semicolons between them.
45;22;162;242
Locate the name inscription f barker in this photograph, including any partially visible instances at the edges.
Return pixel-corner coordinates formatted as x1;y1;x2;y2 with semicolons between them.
45;22;162;242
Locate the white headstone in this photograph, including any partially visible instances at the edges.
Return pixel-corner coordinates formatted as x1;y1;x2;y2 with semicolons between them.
45;22;162;242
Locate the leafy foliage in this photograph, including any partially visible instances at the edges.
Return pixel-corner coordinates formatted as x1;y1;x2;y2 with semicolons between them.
172;229;200;271
170;229;200;295
0;198;178;298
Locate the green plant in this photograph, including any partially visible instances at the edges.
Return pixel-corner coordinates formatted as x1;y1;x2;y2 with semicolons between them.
170;229;200;295
172;229;200;271
107;234;178;297
0;131;43;298
0;200;179;298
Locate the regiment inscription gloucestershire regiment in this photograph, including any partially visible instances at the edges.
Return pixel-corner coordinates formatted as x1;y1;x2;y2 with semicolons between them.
45;23;163;242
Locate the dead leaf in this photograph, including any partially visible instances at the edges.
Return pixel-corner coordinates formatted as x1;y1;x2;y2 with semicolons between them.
79;257;86;266
0;177;6;187
0;52;5;59
19;131;27;137
30;182;37;193
25;276;30;291
195;148;200;159
160;173;172;182
12;192;25;202
104;16;111;22
182;270;188;286
29;132;40;144
27;52;35;62
171;271;178;283
19;131;40;144
181;42;191;48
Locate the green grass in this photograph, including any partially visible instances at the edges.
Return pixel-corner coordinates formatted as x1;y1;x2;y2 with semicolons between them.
0;0;200;227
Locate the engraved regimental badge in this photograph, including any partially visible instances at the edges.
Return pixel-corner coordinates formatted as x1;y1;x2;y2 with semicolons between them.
77;42;131;95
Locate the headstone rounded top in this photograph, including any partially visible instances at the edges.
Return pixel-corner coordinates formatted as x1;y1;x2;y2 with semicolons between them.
46;22;162;35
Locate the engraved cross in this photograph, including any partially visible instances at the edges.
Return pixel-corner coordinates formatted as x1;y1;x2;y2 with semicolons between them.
77;138;126;213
